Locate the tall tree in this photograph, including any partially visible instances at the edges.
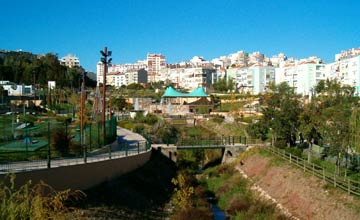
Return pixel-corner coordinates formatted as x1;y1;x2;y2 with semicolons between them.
303;79;357;173
264;82;302;146
247;82;302;146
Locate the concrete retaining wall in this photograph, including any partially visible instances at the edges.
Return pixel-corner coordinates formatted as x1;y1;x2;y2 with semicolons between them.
0;150;152;190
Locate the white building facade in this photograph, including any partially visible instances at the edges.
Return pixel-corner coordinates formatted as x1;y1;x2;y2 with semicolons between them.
147;54;166;82
60;54;80;68
178;68;215;91
228;65;275;94
275;61;326;96
325;55;360;94
97;61;147;86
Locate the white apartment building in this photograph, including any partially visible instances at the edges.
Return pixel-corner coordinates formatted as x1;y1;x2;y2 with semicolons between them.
106;72;126;88
325;54;360;94
96;61;105;84
211;56;231;68
270;53;287;67
275;60;326;96
157;68;182;86
60;54;80;68
126;70;139;85
178;67;215;91
229;51;249;67
97;61;147;86
226;65;275;94
248;52;265;65
335;48;360;61
147;54;166;82
103;69;148;88
273;52;360;97
108;63;147;73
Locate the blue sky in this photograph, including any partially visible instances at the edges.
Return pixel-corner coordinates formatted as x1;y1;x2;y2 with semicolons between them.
1;0;359;72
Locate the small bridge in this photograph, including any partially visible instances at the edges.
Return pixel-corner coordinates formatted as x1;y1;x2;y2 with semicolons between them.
152;136;264;163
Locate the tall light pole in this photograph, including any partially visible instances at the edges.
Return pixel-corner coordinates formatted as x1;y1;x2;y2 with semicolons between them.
100;47;112;143
80;72;86;162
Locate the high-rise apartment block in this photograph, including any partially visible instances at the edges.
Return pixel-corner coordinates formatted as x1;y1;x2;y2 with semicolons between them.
275;60;326;96
225;65;275;94
327;52;360;94
147;54;166;82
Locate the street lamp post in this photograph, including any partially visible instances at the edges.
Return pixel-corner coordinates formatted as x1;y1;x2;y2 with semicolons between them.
100;47;112;144
80;72;87;162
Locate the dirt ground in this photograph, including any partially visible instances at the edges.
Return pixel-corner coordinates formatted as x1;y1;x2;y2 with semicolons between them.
237;151;360;220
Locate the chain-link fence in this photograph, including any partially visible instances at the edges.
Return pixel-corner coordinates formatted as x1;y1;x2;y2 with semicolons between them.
0;116;120;172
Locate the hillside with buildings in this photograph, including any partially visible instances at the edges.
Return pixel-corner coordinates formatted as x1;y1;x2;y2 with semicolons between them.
95;48;360;97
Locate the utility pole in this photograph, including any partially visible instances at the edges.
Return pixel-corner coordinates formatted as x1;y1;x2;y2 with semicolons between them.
80;72;86;162
100;47;112;144
33;69;36;103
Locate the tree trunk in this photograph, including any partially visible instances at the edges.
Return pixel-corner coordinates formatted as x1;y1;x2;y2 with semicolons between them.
344;147;348;178
308;138;313;163
336;152;341;176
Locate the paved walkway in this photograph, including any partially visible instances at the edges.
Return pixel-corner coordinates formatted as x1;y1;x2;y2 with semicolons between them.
112;127;146;150
0;127;149;174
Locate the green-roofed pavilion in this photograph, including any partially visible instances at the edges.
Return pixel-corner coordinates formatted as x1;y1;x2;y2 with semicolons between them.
162;86;209;98
161;86;214;115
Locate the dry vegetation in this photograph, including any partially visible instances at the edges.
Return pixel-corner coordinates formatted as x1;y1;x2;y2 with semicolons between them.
0;175;84;220
237;148;360;220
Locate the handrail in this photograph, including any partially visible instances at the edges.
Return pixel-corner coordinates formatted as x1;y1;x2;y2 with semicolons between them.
265;146;360;196
0;140;151;174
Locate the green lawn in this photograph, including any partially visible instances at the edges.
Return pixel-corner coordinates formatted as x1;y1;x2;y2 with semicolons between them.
0;139;48;151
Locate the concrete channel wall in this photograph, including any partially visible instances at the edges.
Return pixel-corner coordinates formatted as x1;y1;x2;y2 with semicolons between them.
0;150;152;190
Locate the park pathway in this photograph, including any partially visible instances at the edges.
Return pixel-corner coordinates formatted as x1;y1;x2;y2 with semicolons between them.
0;127;148;174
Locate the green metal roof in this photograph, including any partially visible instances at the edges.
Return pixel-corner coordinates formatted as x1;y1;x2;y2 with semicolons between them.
162;86;209;97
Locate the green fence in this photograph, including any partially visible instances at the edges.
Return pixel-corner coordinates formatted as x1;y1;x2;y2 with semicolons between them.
0;117;117;165
266;146;360;197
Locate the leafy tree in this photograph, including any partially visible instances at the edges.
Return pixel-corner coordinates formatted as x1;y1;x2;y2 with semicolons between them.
350;108;360;154
301;79;357;172
256;82;302;146
127;83;144;90
171;174;194;210
247;121;268;141
0;51;95;89
110;96;130;111
212;78;228;93
299;101;322;162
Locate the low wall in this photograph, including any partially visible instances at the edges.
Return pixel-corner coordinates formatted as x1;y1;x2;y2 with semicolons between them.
0;150;152;191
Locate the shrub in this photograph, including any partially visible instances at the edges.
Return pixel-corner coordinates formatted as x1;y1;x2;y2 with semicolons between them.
134;124;145;134
284;147;303;158
172;206;213;220
217;164;235;175
211;115;225;123
226;194;252;215
0;175;84;220
171;174;194;210
51;127;71;156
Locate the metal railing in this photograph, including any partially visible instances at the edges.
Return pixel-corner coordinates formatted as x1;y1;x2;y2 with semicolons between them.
0;140;151;174
266;146;360;197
